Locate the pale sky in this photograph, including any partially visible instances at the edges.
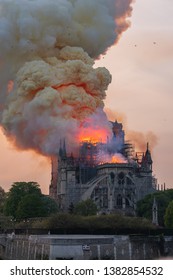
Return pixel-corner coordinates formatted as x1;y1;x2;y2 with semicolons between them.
0;0;173;193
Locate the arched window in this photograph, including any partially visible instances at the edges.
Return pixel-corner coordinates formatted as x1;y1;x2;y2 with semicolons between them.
118;172;125;185
117;194;122;208
110;172;115;184
126;177;132;185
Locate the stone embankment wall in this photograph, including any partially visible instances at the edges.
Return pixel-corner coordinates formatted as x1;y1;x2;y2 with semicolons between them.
0;234;173;260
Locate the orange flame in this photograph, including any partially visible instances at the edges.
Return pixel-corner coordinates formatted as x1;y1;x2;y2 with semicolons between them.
110;155;127;163
77;115;112;144
98;153;127;165
78;127;109;144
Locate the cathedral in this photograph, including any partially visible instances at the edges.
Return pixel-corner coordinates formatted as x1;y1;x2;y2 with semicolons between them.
49;121;157;215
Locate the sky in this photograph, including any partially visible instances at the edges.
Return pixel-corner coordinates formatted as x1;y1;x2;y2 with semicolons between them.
0;0;173;194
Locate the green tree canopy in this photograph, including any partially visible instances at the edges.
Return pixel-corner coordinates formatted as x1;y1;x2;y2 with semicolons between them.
0;186;6;213
136;189;173;226
4;182;41;219
40;195;59;216
74;199;97;216
3;181;58;220
16;193;44;220
164;200;173;228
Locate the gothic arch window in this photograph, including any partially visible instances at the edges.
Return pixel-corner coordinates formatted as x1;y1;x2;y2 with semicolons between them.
110;172;115;184
126;177;133;185
118;172;125;185
117;194;122;208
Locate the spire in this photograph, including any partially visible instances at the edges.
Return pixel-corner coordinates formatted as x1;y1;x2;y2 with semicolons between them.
59;139;63;157
63;138;67;158
145;142;153;165
152;196;158;226
140;143;153;172
59;138;67;158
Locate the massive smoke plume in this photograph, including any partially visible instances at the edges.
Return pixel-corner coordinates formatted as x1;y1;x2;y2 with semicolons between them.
0;0;133;155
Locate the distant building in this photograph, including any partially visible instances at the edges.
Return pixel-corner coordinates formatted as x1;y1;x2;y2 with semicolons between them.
49;121;157;215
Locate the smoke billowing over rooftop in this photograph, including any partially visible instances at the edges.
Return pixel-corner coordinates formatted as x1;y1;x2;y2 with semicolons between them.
0;0;133;155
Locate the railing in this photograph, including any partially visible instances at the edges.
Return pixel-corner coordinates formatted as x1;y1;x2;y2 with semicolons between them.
0;234;7;247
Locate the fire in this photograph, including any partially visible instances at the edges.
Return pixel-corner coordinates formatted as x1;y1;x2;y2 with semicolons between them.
78;127;109;144
98;153;127;165
77;113;112;145
110;155;127;163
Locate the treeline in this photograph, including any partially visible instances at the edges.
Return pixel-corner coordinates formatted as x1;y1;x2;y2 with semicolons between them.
25;213;156;231
1;182;58;220
1;182;173;231
0;182;59;230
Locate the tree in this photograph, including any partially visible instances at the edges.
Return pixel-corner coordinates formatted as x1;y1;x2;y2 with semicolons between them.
40;195;59;216
16;194;44;220
4;182;41;219
3;181;58;221
74;199;97;216
14;194;58;221
136;189;173;226
68;202;74;214
0;186;6;213
164;200;173;228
